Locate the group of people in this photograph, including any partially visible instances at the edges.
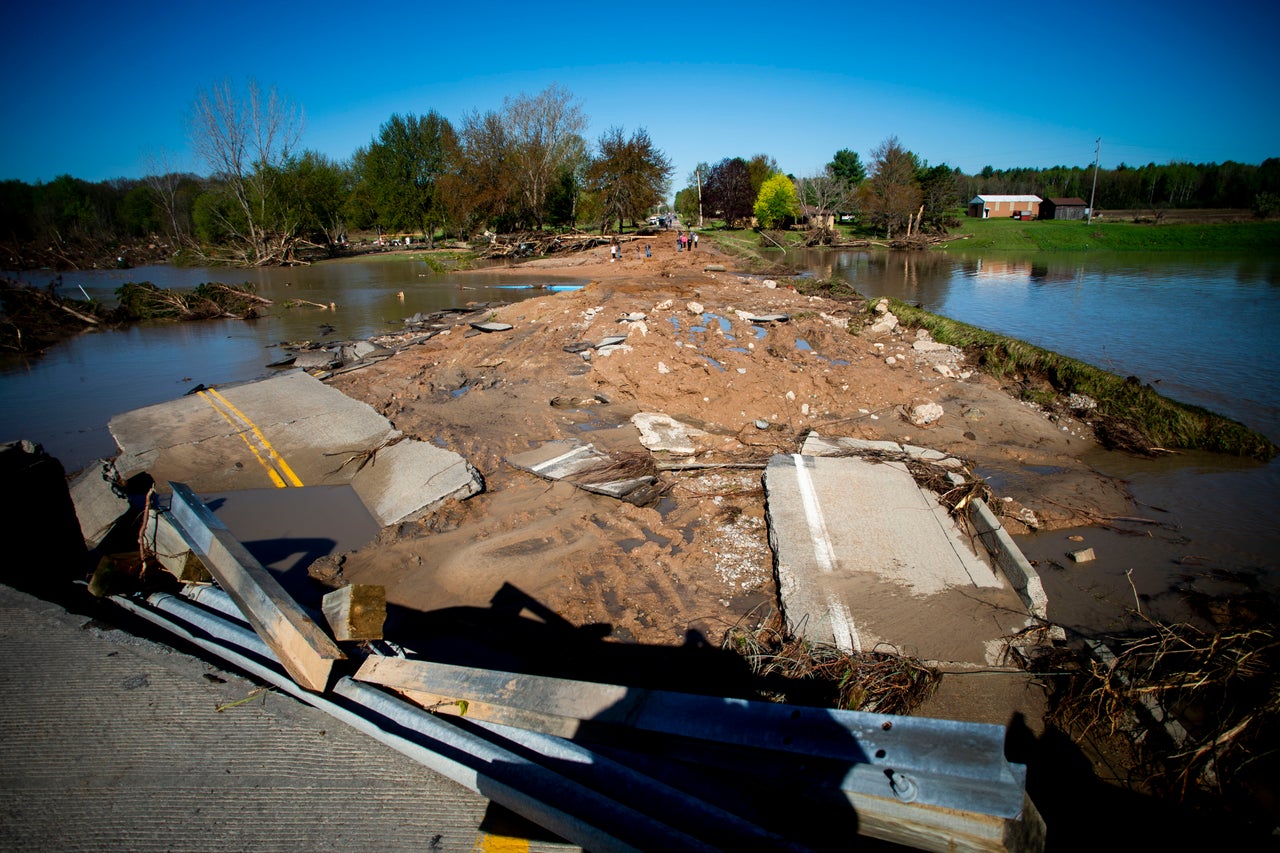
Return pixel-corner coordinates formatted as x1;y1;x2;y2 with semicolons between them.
610;241;653;261
677;230;698;252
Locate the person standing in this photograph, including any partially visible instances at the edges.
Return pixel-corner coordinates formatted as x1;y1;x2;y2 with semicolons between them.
691;232;698;251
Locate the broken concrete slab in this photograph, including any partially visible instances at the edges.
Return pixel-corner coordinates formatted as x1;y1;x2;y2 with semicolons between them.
803;433;1049;622
68;460;129;549
764;452;1034;666
108;371;483;527
350;438;483;526
631;413;709;456
507;440;659;505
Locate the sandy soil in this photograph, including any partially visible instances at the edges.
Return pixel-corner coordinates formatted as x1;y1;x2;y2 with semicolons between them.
319;233;1133;682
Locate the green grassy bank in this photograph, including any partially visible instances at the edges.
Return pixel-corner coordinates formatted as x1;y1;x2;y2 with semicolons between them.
884;299;1277;461
950;217;1280;252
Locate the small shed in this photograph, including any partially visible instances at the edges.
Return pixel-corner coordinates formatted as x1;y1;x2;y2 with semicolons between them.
967;195;1042;219
800;205;835;229
1040;197;1089;220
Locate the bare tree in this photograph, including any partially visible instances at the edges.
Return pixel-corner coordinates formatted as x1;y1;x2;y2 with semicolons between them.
504;83;587;229
141;149;195;248
797;166;855;224
188;79;303;264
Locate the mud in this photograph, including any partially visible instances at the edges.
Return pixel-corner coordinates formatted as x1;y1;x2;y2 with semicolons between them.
320;235;1132;660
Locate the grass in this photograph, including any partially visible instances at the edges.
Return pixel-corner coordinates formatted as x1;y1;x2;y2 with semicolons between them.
951;217;1280;252
885;299;1277;460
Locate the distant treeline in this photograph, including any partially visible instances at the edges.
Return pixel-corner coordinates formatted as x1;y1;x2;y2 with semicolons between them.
959;159;1280;212
1;78;1277;271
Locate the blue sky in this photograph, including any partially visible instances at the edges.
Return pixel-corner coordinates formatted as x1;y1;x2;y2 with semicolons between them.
3;0;1276;198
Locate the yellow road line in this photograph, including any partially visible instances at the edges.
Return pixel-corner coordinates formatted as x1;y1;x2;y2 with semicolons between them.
205;388;304;486
471;834;529;853
199;393;286;488
197;388;304;488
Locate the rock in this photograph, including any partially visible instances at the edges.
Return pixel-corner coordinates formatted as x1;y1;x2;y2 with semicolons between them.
1068;547;1097;563
1068;393;1098;413
909;401;944;427
868;312;899;336
657;361;671;374
687;301;704;315
654;299;674;310
885;356;897;366
963;407;985;421
873;299;890;314
762;279;777;288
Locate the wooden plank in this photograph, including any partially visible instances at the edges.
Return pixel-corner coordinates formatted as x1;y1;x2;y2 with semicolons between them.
167;482;345;691
321;584;386;641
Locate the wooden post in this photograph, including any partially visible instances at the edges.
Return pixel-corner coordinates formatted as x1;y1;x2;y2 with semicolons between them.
322;584;386;641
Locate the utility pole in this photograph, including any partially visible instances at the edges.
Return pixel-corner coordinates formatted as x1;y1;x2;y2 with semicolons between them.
1087;138;1101;224
696;165;704;228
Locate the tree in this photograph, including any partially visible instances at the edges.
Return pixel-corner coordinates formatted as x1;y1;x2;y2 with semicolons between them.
797;166;856;224
829;149;866;190
753;173;800;229
858;136;922;238
746;154;779;199
458;108;517;232
187;79;303;264
361;111;458;246
504;84;587;229
674;186;700;223
703;158;754;227
272;151;350;252
917;163;961;233
584;126;673;233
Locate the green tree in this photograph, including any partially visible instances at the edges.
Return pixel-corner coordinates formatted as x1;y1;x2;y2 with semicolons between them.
917;163;960;233
273;151;350;252
584;126;673;233
858;136;922;238
746;154;779;199
674;186;700;223
753;173;799;229
362;111;457;246
829;149;866;190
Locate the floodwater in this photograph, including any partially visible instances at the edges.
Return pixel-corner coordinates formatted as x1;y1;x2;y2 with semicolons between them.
3;249;1278;633
1;257;585;472
789;247;1280;631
